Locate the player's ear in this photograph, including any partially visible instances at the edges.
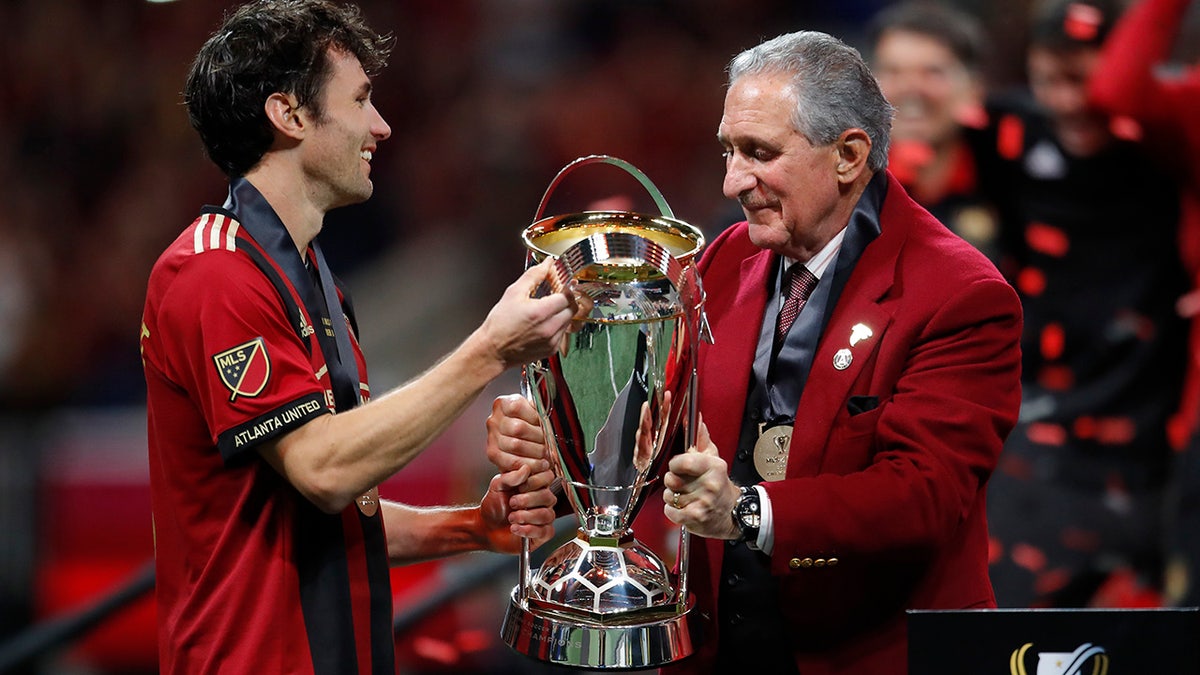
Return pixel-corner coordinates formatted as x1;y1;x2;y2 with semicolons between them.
264;92;306;141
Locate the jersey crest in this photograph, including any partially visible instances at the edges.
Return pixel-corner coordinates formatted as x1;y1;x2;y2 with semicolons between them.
213;337;271;401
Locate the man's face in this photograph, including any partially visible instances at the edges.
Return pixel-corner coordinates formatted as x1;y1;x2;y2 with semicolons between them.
302;48;392;209
873;29;981;147
1027;45;1110;157
718;71;842;259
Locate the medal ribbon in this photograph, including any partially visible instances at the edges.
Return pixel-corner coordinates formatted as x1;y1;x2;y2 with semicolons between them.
222;178;361;412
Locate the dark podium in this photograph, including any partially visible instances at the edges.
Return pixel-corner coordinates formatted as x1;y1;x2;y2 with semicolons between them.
907;607;1200;673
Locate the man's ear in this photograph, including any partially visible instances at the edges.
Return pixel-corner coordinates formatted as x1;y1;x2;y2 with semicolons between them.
835;128;872;184
264;92;306;141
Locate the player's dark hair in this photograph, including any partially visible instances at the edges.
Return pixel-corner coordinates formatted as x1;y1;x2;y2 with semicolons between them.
184;0;393;177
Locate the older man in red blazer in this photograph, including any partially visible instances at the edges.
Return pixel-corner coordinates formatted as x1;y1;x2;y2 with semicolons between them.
650;30;1023;675
488;29;1021;675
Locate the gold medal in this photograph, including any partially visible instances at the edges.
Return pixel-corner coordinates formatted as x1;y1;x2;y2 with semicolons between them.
356;487;380;517
753;424;793;481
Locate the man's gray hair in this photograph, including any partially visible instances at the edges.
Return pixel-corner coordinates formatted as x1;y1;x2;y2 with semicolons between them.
728;31;894;172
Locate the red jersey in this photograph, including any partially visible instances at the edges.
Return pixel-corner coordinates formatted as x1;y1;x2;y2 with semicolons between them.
140;179;394;674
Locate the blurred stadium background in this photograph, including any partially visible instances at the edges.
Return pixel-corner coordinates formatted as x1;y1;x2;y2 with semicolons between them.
0;0;1131;672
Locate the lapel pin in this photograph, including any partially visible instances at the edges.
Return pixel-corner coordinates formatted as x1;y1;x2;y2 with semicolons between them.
850;323;873;347
833;348;853;370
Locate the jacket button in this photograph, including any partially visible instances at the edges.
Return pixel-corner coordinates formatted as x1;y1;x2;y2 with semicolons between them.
789;558;802;569
827;557;839;567
789;557;814;569
814;558;826;567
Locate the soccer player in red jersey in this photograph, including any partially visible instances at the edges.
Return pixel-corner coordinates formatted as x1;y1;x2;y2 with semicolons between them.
139;2;580;673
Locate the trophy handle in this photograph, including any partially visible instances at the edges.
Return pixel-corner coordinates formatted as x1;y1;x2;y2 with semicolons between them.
517;370;535;603
518;536;531;603
527;153;715;344
533;154;676;222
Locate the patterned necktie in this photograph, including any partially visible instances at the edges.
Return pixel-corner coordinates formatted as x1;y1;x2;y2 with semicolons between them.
776;264;818;346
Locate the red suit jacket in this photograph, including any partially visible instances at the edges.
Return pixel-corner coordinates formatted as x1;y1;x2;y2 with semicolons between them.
675;173;1022;674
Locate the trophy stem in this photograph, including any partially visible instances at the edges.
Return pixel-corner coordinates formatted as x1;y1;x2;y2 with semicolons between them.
676;527;690;605
676;365;700;604
519;536;531;603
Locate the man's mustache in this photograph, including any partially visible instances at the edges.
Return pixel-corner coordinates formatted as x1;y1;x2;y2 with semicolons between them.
738;192;774;209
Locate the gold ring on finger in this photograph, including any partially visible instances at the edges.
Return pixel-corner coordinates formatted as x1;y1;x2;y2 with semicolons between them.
672;491;681;509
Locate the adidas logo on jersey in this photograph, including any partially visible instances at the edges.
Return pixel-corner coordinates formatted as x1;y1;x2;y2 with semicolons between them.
298;313;315;338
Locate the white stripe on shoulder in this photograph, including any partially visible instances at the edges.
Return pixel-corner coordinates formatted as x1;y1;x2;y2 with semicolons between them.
209;214;226;251
193;213;243;254
193;213;212;254
225;219;240;252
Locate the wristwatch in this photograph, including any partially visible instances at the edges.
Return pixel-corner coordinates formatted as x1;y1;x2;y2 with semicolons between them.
731;485;761;544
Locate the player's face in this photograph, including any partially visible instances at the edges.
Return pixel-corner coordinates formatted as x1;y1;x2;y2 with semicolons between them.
873;29;981;147
718;71;843;260
1027;46;1110;157
304;48;391;210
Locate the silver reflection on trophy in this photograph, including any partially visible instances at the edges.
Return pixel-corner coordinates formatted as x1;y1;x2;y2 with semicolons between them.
501;156;709;669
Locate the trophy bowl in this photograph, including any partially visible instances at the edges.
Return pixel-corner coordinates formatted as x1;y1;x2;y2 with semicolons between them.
501;156;708;670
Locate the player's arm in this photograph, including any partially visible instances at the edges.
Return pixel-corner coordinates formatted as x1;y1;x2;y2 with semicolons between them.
379;465;558;565
259;261;578;514
1089;0;1193;119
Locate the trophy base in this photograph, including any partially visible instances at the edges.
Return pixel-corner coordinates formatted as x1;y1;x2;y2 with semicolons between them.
501;588;694;670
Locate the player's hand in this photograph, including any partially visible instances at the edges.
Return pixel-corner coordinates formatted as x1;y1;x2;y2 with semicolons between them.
479;259;590;368
486;394;549;477
662;417;741;540
483;394;558;549
479;469;557;553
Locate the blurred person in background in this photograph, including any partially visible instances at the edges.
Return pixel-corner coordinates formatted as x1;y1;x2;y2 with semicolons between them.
139;1;581;672
868;0;1004;264
493;28;1023;675
1088;0;1200;606
974;0;1191;608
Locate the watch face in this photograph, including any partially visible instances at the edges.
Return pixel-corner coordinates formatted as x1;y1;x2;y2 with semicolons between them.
736;492;761;529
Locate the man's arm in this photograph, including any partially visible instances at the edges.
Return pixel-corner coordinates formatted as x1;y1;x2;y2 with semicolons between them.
380;466;559;566
662;274;1022;565
1089;0;1195;121
258;261;578;514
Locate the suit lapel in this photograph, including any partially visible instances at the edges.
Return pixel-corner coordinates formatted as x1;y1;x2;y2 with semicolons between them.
787;178;905;477
787;301;892;475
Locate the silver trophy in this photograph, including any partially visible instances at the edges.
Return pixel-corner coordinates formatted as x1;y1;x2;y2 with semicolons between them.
501;156;709;669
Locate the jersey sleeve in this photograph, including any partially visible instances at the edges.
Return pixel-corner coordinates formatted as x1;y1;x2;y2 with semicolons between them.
155;250;330;463
1088;0;1196;125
